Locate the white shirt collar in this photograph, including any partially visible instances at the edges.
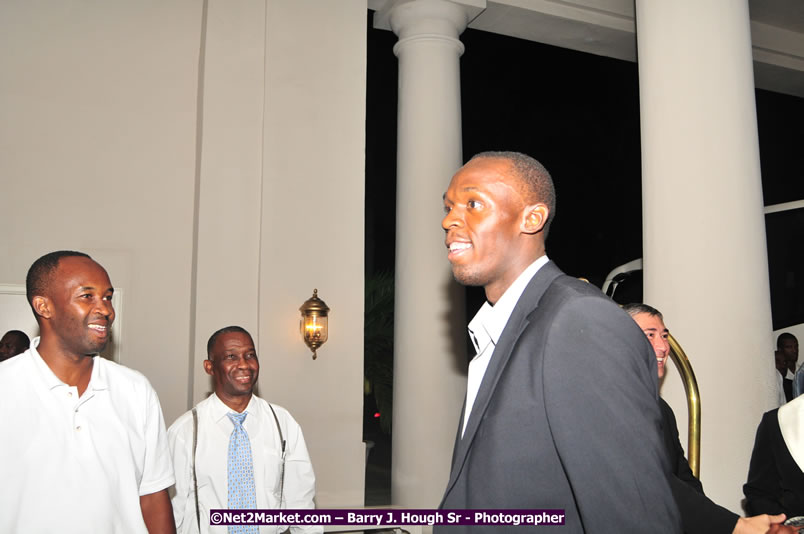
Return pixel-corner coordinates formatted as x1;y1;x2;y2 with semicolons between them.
467;255;549;357
28;336;107;392
209;391;256;422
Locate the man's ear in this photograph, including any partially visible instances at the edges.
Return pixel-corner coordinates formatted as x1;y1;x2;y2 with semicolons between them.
521;204;549;234
203;359;214;376
32;296;51;319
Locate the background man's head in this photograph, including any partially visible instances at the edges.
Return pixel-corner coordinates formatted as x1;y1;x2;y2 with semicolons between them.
623;303;670;379
0;330;30;361
204;326;259;408
777;332;799;374
442;151;555;303
26;251;115;356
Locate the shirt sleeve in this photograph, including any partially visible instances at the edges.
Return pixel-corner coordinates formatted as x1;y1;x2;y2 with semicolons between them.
658;401;739;533
744;411;785;516
670;476;739;534
168;415;196;534
281;412;323;534
660;399;704;494
139;381;176;496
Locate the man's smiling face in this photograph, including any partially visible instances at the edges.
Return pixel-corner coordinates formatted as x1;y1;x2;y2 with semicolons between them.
44;256;115;357
632;312;670;379
442;158;531;303
204;330;260;405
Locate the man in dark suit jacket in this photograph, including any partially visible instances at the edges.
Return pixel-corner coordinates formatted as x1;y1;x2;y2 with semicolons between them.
745;395;804;519
436;151;681;533
624;303;787;534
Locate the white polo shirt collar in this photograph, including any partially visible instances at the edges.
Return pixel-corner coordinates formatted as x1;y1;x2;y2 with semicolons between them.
28;336;108;393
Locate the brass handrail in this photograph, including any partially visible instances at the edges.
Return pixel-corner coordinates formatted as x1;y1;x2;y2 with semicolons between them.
667;333;701;477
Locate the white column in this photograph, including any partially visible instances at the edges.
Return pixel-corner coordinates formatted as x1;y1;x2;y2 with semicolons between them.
636;0;776;512
375;0;484;508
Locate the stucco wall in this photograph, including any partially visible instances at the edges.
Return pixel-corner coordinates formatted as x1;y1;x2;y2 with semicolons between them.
0;0;366;507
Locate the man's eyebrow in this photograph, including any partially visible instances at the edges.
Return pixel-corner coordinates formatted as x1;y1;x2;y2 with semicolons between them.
444;186;481;200
77;285;114;293
642;327;669;333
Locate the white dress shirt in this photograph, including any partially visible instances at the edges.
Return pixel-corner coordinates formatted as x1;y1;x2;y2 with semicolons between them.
168;393;321;534
793;363;804;400
463;255;549;436
779;368;796;406
0;337;175;533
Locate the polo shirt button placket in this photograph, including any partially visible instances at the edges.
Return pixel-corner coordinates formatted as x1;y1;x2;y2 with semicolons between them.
67;386;83;434
74;405;85;433
73;389;96;436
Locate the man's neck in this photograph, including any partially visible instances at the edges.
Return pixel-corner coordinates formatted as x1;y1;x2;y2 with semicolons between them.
219;392;253;413
485;253;547;305
36;336;95;395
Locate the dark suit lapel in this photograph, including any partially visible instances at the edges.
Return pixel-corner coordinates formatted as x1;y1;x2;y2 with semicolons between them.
450;399;467;467
441;261;563;499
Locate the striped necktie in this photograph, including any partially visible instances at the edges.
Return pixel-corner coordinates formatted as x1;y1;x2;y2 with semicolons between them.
227;412;258;534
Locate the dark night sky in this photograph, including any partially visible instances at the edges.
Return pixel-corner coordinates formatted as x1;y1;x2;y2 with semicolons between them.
365;12;804;324
361;13;804;495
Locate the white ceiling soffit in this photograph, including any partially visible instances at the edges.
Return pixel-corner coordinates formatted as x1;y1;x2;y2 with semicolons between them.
751;19;804;96
468;0;637;60
469;0;804;97
457;0;804;97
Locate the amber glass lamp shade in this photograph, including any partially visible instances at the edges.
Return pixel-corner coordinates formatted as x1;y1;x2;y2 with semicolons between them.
299;289;329;360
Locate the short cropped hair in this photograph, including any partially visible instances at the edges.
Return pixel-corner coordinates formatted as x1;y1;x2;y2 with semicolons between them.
4;330;30;351
778;332;798;349
622;303;664;321
471;151;557;236
207;325;252;359
26;250;92;306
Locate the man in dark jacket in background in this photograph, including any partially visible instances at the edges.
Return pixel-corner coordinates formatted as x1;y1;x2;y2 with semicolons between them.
624;303;790;534
745;393;804;520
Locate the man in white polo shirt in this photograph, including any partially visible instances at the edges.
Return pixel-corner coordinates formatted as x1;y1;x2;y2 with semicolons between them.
0;250;175;533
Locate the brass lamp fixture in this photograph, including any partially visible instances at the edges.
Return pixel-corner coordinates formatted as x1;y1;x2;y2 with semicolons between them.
299;288;329;360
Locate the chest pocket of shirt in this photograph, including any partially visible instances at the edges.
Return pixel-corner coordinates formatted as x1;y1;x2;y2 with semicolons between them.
261;404;287;507
260;447;285;504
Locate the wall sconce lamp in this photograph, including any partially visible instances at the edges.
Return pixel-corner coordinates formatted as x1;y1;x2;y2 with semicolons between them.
299;288;329;360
